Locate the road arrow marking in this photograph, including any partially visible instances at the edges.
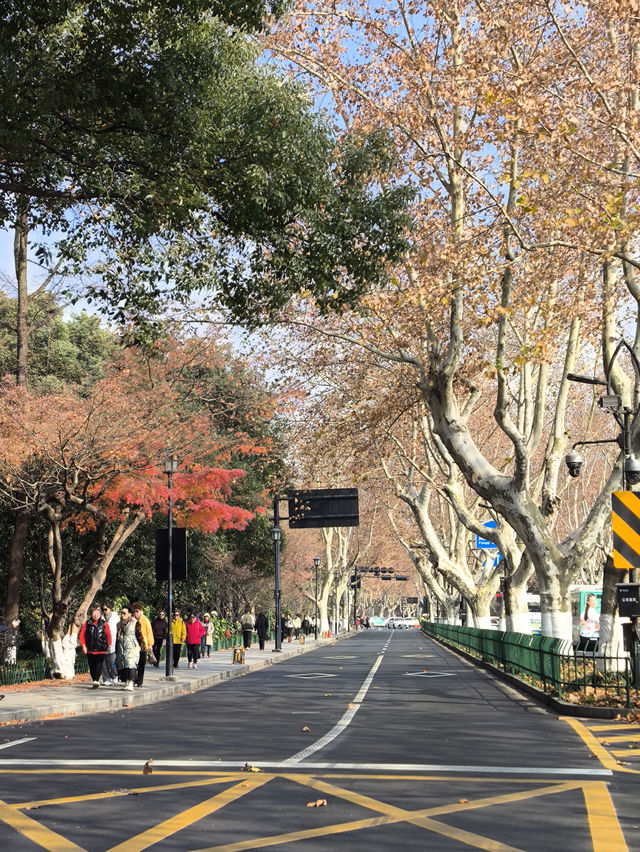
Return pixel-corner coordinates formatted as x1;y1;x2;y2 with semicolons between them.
285;673;337;679
405;671;455;678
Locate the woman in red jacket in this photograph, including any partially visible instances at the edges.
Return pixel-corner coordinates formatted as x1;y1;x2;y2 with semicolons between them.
185;611;206;669
79;603;112;688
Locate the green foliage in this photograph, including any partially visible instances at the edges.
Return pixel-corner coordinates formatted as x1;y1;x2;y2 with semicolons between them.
0;294;116;390
0;3;412;337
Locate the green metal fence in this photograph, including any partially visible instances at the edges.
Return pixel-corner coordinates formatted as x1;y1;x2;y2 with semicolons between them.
423;622;640;708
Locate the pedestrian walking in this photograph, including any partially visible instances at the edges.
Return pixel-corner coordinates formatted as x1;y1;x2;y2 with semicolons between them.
132;602;154;687
256;611;268;650
203;613;214;658
301;615;310;636
240;608;255;649
293;614;302;639
185;611;205;668
100;602;119;684
151;610;168;667
171;609;186;667
284;615;294;643
116;605;139;691
79;604;112;688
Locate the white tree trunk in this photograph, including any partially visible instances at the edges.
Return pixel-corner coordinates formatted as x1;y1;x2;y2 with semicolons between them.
598;614;627;671
48;633;78;680
318;584;331;634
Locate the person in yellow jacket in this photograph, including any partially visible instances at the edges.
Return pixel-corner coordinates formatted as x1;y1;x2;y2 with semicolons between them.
171;608;187;668
132;602;154;687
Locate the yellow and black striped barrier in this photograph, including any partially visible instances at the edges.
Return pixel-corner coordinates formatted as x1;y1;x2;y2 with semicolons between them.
612;491;640;573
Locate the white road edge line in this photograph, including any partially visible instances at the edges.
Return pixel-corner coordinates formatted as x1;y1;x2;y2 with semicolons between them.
0;758;611;776
283;635;393;765
0;738;36;751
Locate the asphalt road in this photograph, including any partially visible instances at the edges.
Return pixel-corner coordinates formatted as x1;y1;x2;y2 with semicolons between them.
0;630;637;851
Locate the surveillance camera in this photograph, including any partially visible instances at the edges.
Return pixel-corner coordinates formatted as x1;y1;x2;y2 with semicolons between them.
565;450;584;477
624;454;640;486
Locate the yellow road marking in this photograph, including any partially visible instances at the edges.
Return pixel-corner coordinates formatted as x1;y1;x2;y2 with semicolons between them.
105;775;271;852
0;798;87;852
0;768;629;852
597;734;640;743
399;817;525;851
583;781;628;851
563;717;639;773
194;777;583;852
588;725;640;732
13;776;239;809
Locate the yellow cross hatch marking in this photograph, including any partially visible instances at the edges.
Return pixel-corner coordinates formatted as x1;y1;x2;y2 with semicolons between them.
0;798;87;852
105;775;271;852
563;717;640;774
0;767;628;852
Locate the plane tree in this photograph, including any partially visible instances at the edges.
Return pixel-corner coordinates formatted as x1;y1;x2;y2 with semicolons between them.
267;0;640;638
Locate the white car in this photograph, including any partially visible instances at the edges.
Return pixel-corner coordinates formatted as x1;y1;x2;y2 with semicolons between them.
387;617;420;629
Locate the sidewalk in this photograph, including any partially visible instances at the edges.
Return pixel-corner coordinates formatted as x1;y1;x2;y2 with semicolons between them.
0;635;332;726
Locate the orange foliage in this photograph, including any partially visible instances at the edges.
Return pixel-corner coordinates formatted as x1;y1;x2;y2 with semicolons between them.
0;340;274;534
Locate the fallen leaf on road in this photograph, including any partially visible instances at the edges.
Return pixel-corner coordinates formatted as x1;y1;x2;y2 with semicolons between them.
243;763;261;772
306;799;327;807
458;799;468;804
301;726;310;732
142;759;153;775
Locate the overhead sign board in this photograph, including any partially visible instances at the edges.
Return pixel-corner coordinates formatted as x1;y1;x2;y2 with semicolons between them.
288;488;359;529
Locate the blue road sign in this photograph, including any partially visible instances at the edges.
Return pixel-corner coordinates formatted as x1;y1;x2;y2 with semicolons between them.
475;520;497;549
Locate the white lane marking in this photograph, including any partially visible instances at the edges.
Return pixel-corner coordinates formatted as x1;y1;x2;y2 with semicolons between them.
0;758;611;776
283;635;393;765
0;738;36;750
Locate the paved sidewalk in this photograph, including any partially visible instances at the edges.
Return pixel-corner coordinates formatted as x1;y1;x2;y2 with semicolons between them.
0;636;333;726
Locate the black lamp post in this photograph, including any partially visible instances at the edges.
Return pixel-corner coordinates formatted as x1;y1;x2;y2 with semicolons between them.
271;498;282;651
163;456;178;678
313;556;320;640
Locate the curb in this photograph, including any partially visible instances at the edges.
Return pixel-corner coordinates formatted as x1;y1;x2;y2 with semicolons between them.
0;641;325;726
426;632;638;719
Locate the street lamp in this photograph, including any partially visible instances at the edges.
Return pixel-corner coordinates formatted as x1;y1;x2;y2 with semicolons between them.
162;456;178;678
271;510;282;652
313;556;320;640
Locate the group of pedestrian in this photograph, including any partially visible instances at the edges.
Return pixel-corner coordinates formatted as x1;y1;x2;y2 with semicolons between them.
80;601;277;688
80;601;213;689
280;613;313;642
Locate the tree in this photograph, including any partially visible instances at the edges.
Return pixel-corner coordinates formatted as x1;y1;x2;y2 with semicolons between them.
0;338;279;676
268;0;640;639
0;2;412;338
